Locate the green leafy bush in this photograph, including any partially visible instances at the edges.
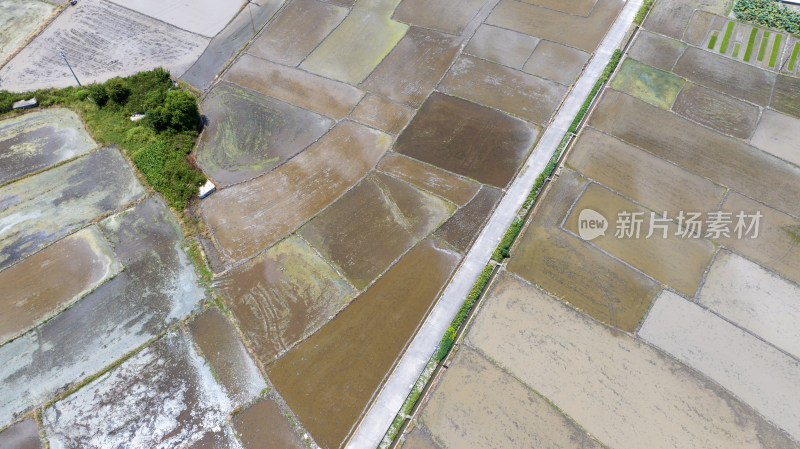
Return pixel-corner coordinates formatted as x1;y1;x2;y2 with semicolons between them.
164;90;199;131
106;77;131;104
734;0;800;35
436;264;494;362
87;83;108;107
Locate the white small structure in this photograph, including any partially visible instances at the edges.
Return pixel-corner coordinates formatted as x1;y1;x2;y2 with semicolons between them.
130;113;145;121
198;179;216;199
12;98;38;110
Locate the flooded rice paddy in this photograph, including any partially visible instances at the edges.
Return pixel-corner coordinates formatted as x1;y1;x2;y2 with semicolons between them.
750;109;800;165
523;40;590;86
104;0;241;38
0;418;39;449
0;226;121;346
233;399;306;449
350;95;415;134
0;147;144;270
394;93;539;188
671;82;760;139
216;235;356;365
376;152;481;206
434;186;502;253
627;31;687;71
201;121;390;264
0;108;95;186
610;58;685;108
391;0;486;35
0;0;54;63
269;238;460;449
464;25;539;70
197;82;332;186
0;0;209;91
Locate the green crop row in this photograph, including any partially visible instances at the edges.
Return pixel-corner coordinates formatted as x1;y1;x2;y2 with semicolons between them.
734;0;800;35
744;27;759;61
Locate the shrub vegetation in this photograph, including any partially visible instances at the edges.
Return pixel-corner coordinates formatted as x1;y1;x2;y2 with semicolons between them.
734;0;800;35
0;68;205;210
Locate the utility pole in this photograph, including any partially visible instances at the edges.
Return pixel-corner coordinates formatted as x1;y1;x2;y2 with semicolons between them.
57;48;81;86
247;1;260;36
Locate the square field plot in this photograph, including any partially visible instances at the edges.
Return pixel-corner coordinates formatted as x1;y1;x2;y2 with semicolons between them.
394;93;539;188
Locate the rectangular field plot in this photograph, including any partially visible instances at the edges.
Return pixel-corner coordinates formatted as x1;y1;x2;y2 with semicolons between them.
0;0;209;91
0;147;144;271
567;128;725;217
435;186;502;253
233;399;306;449
563;183;715;297
105;0;242;38
201;121;390;264
394;93;539;188
750;109;800;166
610;58;685;109
589;90;800;217
269;238;460;449
350;95;415;135
0;108;96;186
217;236;357;365
0;226;121;346
671;82;760;139
698;250;800;360
0;198;205;428
628;30;687;72
299;172;454;290
419;346;602;449
376;152;480;206
465;25;539;70
771;74;800;118
639;290;800;441
506;169;660;332
391;0;486;35
0;0;55;63
467;271;799;449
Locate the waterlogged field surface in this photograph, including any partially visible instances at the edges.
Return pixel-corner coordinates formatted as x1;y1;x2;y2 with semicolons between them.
392;0;486;35
567;128;725;217
362;27;461;108
434;186;502;253
0;198;204;427
523;0;598;16
697;251;800;359
189;426;242;449
233;399;306;449
299;0;408;84
299;172;454;290
0;226;121;345
201;121;390;264
217;236;356;365
0;418;39;449
671;82;760;139
0;109;96;185
751;110;800;165
440;55;567;124
0;0;54;63
401;427;440;449
640;291;800;441
590;90;800;217
270;238;460;449
771;74;800;118
0;0;209;91
248;0;348;67
467;272;798;449
610;58;685;108
486;0;624;52
44;332;231;448
189;308;267;408
507;169;660;331
197;82;332;186
0;147;144;271
350;95;415;134
523;40;590;86
564;183;715;296
465;25;539;70
376;152;480;206
418;346;601;449
627;31;687;71
394;93;539;188
104;0;241;38
225;55;364;120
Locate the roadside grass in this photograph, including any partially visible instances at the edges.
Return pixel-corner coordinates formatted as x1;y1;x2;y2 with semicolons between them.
634;0;655;25
0;68;205;211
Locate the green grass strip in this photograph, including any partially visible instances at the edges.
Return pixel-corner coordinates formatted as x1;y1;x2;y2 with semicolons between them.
568;49;622;134
769;33;783;67
789;41;800;71
733;42;742;58
744;27;758;61
436;264;494;361
634;0;655;25
720;21;736;53
708;31;719;50
758;31;770;61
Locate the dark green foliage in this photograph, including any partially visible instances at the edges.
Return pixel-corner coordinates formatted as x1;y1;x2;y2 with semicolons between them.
491;217;524;262
569;49;622;134
0;68;204;210
634;0;655;25
436;264;494;362
164;90;199;131
106;77;131;104
87;83;108;107
734;0;800;35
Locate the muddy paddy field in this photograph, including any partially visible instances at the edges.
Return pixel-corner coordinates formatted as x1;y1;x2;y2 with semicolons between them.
404;1;800;448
